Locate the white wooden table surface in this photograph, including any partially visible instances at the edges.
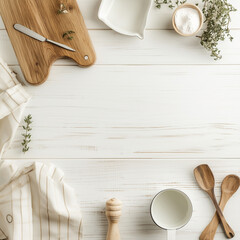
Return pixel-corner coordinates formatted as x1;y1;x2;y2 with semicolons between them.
1;0;240;239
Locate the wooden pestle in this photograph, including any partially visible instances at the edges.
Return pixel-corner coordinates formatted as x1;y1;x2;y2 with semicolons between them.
106;198;122;240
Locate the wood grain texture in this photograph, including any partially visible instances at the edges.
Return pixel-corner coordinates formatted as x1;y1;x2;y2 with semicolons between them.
200;175;239;240
0;0;240;30
0;0;96;85
2;65;240;159
0;0;240;239
2;159;239;240
194;165;235;238
0;29;240;66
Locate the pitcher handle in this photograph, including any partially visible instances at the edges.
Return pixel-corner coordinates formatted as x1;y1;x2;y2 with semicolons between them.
167;229;176;240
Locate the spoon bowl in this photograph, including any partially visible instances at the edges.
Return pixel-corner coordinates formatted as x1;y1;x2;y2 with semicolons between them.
200;174;239;240
194;164;235;239
221;175;240;194
194;164;215;191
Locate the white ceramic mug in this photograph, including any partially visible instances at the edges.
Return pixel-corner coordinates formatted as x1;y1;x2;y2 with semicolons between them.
150;189;193;240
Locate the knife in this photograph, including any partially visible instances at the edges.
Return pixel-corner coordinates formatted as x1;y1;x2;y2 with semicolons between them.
13;24;76;52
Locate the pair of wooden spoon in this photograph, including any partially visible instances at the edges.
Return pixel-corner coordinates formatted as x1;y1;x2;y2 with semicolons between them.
194;164;240;240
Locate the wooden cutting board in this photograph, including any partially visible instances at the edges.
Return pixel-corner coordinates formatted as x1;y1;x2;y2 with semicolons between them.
0;0;96;85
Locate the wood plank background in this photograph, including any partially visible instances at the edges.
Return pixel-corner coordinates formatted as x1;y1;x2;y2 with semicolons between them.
8;159;240;240
1;0;240;239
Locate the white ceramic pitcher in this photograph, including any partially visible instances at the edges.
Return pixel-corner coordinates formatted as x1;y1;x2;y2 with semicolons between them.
150;189;193;240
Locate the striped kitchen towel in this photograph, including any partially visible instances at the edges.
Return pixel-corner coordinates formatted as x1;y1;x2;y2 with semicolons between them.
0;58;31;158
0;161;82;240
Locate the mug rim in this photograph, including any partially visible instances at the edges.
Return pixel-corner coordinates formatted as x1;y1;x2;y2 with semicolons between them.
150;188;193;230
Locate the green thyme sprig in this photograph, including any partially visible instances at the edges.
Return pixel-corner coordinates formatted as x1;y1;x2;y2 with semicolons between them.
63;31;75;40
22;115;32;153
155;0;186;9
155;0;237;60
198;0;237;60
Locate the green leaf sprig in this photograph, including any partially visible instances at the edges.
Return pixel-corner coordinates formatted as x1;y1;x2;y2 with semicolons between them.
22;114;32;153
198;0;237;60
63;31;75;40
155;0;186;9
155;0;237;60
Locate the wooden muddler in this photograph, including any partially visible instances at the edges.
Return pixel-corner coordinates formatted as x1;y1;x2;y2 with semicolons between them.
106;198;122;240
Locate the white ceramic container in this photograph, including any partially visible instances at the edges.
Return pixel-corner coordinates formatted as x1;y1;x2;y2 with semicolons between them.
98;0;152;39
150;189;193;240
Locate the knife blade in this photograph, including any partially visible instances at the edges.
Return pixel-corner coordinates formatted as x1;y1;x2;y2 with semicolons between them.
13;24;76;52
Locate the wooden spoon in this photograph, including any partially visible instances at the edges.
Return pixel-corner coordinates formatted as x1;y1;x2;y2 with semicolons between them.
194;164;235;239
200;175;239;240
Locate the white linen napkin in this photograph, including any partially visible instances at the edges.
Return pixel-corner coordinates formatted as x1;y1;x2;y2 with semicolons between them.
0;58;31;158
0;160;83;240
0;59;83;240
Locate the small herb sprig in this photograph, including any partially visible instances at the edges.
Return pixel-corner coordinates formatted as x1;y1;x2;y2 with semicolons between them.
63;31;75;40
155;0;186;9
155;0;237;60
22;114;32;153
198;0;237;60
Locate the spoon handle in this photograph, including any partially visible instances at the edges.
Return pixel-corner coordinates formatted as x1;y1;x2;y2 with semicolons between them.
199;196;227;240
208;190;235;239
